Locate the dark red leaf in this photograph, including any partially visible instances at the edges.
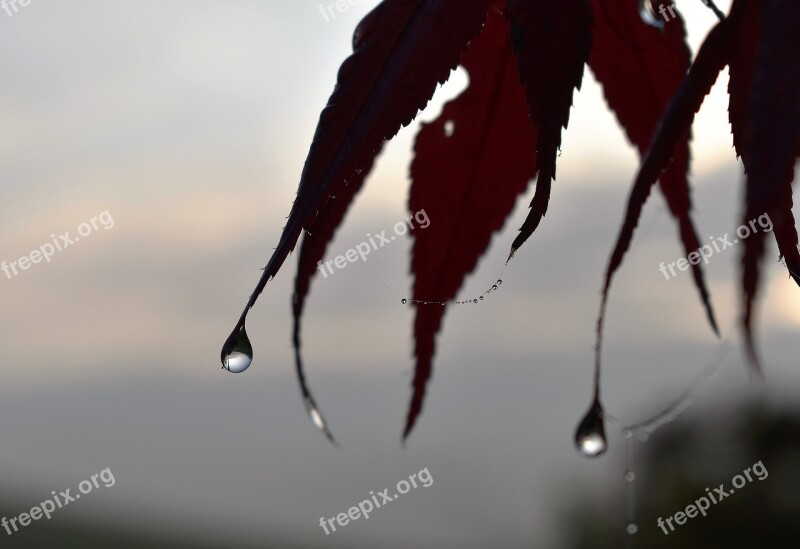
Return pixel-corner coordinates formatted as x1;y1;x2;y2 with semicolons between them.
589;0;718;335
728;0;800;288
727;0;761;167
290;151;381;444
740;0;800;371
594;15;732;390
404;3;538;439
223;0;493;357
505;0;593;257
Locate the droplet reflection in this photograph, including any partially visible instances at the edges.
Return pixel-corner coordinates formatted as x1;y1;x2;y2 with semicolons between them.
303;396;337;445
220;324;253;373
574;400;607;457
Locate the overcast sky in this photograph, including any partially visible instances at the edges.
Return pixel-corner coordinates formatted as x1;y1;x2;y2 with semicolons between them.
1;1;798;547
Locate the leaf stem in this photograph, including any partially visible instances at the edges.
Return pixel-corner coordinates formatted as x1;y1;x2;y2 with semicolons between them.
697;0;725;21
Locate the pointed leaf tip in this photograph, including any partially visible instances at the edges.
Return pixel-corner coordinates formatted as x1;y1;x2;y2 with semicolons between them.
403;5;537;439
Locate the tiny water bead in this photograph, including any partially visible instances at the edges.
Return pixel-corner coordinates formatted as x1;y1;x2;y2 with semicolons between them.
308;405;325;430
624;470;636;482
626;523;638;535
622;428;633;439
392;273;507;307
300;393;338;445
220;324;253;373
574;401;607;458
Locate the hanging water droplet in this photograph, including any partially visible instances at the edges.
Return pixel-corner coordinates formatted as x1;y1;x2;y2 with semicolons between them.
401;298;408;304
626;523;638;535
479;296;484;301
492;285;498;291
473;299;478;304
574;400;607;457
497;279;502;285
624;470;636;482
308;404;325;430
303;396;337;445
220;324;253;373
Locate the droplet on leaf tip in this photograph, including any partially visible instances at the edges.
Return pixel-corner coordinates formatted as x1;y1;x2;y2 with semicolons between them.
574;400;607;458
308;405;325;431
220;325;253;373
303;396;336;445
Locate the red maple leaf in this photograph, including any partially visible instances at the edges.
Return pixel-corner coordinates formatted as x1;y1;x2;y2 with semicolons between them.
222;0;800;447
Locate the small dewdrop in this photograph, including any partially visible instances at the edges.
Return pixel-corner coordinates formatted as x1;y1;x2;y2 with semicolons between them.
574;401;607;458
220;325;253;373
624;470;636;482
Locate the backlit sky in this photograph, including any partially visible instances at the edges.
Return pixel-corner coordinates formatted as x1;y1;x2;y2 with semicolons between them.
1;1;799;547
